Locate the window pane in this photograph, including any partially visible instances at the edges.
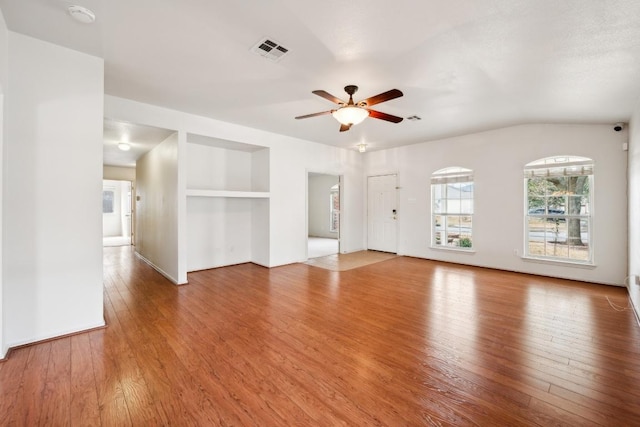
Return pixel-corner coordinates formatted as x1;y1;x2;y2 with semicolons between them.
433;197;443;213
458;218;472;248
433;215;443;245
567;219;590;261
551;176;567;192
433;185;442;200
527;217;566;256
431;171;473;249
460;199;473;214
460;183;473;199
528;197;545;213
103;190;114;213
446;198;461;214
433;184;444;213
527;178;546;197
330;191;339;232
547;194;566;211
567;195;584;214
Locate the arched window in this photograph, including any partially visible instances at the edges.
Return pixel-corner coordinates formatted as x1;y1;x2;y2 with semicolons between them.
524;156;593;263
431;167;474;249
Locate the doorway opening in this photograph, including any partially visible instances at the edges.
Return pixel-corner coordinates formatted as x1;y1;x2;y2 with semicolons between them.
103;179;133;247
307;173;341;258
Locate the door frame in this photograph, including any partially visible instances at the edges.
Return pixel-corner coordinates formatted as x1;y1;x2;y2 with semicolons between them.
102;179;134;246
367;173;398;253
305;171;343;260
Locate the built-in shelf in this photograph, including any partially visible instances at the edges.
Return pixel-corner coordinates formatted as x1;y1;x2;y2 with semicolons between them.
186;189;270;198
185;133;270;272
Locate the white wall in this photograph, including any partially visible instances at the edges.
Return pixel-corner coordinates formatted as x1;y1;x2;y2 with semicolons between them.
3;33;104;351
105;96;365;280
103;165;135;182
366;124;628;285
187;197;253;270
0;9;7;358
185;142;268;271
629;102;640;318
135;132;181;282
308;174;339;238
251;148;270;266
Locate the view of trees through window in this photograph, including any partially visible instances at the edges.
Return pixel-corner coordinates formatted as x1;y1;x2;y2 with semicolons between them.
525;157;593;263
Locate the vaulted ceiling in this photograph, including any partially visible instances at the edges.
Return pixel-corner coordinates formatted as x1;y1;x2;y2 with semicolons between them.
2;0;640;160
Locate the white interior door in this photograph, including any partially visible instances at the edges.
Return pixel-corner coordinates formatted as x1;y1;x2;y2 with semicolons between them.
367;174;397;253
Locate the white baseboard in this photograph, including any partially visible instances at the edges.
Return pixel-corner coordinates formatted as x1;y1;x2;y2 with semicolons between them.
134;251;184;285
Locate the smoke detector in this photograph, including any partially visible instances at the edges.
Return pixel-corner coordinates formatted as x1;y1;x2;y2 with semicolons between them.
67;5;96;24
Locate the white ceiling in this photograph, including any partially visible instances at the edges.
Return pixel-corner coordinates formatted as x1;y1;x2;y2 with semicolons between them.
2;0;640;165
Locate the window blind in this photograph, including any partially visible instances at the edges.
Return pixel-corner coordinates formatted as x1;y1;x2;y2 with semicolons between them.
431;170;473;185
524;160;593;178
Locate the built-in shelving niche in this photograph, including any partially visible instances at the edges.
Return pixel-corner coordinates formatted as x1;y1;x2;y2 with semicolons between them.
186;133;270;271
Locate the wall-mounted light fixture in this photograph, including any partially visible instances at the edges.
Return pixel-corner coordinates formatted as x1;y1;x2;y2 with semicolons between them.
358;143;367;153
118;142;131;151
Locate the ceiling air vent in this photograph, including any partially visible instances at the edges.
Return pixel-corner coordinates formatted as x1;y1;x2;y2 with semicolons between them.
251;38;289;62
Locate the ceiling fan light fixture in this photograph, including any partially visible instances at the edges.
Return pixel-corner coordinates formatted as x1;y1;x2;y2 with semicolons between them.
118;142;131;151
332;106;369;126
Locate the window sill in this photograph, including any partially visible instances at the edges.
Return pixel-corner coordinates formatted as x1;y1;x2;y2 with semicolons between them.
521;256;596;269
430;246;476;254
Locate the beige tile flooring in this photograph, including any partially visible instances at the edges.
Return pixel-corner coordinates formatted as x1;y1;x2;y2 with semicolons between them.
304;250;397;271
307;237;339;258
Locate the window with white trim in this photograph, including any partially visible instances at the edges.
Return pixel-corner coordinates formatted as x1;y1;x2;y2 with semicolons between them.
431;167;473;249
524;156;593;263
329;184;339;233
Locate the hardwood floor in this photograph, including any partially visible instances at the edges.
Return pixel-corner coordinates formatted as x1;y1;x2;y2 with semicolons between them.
1;246;639;426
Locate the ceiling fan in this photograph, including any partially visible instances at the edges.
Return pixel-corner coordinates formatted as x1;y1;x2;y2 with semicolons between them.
295;85;404;132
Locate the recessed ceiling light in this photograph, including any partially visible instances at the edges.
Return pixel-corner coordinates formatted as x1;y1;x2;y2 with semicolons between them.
118;143;131;151
67;5;96;24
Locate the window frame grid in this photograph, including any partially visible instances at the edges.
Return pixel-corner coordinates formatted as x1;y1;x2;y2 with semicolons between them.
431;168;474;250
524;157;593;265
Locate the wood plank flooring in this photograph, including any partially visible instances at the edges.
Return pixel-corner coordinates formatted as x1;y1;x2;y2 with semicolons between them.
1;245;639;426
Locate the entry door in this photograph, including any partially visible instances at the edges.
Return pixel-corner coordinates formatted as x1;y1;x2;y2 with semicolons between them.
367;174;397;253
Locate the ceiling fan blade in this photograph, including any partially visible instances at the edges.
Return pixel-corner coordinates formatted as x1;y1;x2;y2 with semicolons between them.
368;109;404;123
359;89;403;107
339;123;352;132
312;90;347;105
295;110;333;120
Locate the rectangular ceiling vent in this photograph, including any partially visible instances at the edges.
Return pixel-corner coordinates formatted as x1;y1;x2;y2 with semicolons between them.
251;38;289;62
